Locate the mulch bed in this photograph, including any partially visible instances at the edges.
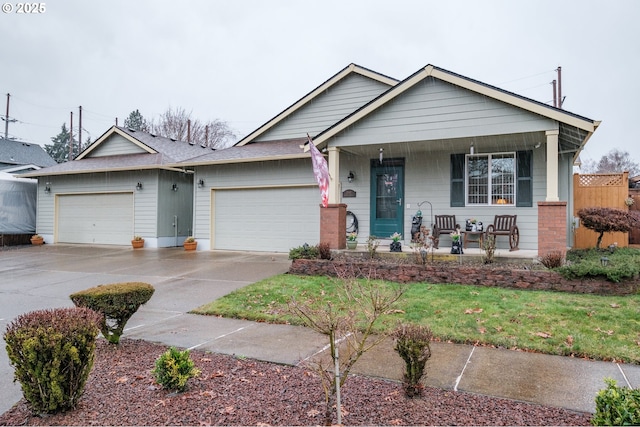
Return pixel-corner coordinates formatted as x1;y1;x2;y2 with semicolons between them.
0;339;592;426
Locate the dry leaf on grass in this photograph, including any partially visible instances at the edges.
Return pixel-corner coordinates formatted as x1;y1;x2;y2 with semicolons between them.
535;332;552;338
610;303;621;308
465;308;483;314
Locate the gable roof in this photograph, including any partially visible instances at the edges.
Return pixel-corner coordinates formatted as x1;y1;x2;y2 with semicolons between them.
20;126;211;177
310;65;600;158
0;138;56;168
235;63;398;146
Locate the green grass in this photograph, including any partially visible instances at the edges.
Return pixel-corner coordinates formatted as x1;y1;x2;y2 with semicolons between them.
192;274;640;364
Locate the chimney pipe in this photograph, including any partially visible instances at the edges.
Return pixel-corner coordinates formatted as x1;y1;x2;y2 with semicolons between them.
552;79;557;108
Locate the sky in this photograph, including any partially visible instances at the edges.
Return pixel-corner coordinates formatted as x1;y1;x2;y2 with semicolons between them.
1;0;639;164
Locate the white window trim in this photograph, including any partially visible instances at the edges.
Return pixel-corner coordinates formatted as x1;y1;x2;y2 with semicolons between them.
465;151;516;206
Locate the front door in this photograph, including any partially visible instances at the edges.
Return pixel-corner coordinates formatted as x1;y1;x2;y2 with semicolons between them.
370;159;404;238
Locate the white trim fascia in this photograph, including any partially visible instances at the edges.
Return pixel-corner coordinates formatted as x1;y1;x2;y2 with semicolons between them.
236;64;398;147
19;164;184;177
76;127;157;160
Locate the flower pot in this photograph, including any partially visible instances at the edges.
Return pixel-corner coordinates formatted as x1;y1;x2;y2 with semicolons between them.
390;241;402;252
131;239;144;249
346;240;357;250
30;237;44;246
184;241;197;251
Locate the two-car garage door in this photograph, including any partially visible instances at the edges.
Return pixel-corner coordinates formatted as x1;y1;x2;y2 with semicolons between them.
213;186;319;252
57;193;133;245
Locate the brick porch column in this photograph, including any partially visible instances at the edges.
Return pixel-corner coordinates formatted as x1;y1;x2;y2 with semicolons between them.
538;201;567;256
320;204;347;249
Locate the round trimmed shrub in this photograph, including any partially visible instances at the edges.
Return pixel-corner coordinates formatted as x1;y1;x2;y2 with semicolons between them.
3;307;102;414
70;282;155;344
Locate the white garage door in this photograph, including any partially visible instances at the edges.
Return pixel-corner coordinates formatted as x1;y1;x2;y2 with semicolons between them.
57;193;134;245
213;187;320;252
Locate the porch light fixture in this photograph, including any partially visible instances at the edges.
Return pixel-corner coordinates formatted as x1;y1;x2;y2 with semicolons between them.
44;184;51;194
136;182;143;191
600;257;609;267
347;171;355;183
197;179;205;188
171;183;178;192
470;142;475;155
379;148;384;164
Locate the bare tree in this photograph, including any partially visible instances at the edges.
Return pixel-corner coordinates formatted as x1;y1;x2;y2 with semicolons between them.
150;106;236;149
288;270;406;426
581;149;640;177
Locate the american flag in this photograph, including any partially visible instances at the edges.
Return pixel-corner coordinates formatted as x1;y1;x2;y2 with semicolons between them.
307;134;329;207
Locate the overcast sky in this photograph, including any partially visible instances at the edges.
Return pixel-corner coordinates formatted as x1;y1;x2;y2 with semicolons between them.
1;0;639;165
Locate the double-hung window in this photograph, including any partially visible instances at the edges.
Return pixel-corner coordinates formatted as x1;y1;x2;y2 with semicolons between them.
467;153;515;205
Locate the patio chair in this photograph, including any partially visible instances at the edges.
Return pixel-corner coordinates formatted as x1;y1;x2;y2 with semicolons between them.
485;215;519;251
432;215;459;249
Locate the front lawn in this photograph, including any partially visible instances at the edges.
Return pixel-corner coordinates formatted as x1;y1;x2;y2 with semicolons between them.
192;274;640;364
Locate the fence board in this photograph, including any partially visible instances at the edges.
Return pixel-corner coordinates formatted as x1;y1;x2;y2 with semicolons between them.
573;172;629;249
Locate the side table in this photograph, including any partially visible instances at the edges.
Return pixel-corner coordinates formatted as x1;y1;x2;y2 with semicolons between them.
463;231;484;249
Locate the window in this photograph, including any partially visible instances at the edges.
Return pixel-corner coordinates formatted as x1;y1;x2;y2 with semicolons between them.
467;153;515;205
450;151;532;207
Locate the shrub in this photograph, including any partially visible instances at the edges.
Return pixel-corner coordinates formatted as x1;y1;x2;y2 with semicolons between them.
152;347;200;392
592;378;640;426
70;282;155;344
577;207;640;249
558;248;640;283
366;236;380;259
539;250;565;268
481;234;496;264
392;323;433;398
318;241;332;260
289;243;320;260
3;307;101;414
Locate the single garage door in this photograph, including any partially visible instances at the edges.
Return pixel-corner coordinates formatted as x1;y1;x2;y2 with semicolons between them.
57;193;134;245
213;186;319;252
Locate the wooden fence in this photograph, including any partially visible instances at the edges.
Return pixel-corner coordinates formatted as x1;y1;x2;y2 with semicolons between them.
573;172;629;249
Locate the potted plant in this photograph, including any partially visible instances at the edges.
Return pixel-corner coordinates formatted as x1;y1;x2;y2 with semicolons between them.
450;229;463;254
346;232;358;250
183;236;197;251
131;235;144;249
390;232;402;252
30;234;44;245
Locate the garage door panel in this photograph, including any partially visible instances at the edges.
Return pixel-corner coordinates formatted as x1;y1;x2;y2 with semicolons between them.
214;187;319;252
57;193;133;245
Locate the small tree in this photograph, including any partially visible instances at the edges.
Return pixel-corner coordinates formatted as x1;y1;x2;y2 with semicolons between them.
45;123;79;163
123;109;149;132
288;272;405;426
577;207;640;249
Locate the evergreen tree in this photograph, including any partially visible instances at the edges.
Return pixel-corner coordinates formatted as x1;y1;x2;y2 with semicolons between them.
45;124;79;163
123;109;149;132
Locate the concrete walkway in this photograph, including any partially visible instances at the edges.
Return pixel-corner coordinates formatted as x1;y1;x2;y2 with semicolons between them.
1;245;639;416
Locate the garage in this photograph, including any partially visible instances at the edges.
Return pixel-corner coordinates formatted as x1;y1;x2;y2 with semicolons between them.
212;186;320;252
57;193;134;245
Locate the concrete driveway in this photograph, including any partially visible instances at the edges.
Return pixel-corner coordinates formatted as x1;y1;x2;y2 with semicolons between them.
0;244;293;414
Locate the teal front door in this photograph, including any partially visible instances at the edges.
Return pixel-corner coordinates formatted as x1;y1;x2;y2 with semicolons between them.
370;160;404;238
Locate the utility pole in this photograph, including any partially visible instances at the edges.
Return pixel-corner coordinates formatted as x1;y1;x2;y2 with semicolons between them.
3;93;17;140
556;66;564;109
69;111;73;161
78;106;82;151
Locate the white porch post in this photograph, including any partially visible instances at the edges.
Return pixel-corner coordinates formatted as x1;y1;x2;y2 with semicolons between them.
545;130;560;202
328;147;340;204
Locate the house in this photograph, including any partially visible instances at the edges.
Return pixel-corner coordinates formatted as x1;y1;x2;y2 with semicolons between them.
0;137;56;174
23;63;600;255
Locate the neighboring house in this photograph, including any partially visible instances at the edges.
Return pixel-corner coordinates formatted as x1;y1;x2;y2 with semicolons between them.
0;137;56;174
22;63;600;255
20;127;211;247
